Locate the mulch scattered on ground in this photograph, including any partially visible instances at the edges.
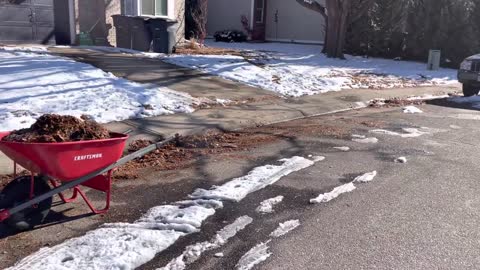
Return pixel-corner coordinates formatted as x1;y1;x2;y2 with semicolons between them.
0;171;30;188
114;131;279;179
254;119;353;139
369;97;425;108
2;114;110;143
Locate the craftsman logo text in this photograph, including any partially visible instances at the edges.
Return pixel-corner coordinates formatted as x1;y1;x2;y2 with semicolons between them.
74;153;103;161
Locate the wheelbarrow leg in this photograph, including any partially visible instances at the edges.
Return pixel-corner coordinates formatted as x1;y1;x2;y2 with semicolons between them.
49;180;79;203
76;171;113;214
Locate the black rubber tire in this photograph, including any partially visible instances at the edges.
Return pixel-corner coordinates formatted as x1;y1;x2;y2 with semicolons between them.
463;83;479;97
0;176;52;231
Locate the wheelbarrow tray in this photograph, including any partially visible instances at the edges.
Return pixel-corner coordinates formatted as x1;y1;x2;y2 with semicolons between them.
0;132;128;181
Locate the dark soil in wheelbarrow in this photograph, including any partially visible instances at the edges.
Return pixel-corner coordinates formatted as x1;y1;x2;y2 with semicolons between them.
2;114;110;143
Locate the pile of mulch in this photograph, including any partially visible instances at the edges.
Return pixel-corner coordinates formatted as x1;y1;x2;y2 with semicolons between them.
114;131;279;180
2;114;110;143
369;98;425;108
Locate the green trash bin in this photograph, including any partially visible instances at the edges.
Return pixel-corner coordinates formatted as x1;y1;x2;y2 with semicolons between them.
78;32;94;46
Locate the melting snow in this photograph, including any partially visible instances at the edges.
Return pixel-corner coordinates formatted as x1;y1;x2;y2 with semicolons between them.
165;41;456;97
353;171;377;183
333;146;350;151
310;171;377;204
8;157;316;270
403;106;423;114
189;156;316;202
312;156;326;162
352;136;379;144
158;216;253;270
449;125;462;129
0;49;199;131
236;241;272;270
310;183;357;204
270;220;301;238
256;196;284;214
370;128;428;138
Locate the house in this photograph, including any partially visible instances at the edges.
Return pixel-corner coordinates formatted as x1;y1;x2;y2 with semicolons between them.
0;0;185;46
206;0;325;44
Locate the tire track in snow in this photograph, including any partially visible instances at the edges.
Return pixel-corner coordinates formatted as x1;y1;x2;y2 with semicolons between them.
158;216;253;270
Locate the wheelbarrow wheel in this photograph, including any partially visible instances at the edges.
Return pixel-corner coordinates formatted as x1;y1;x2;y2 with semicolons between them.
0;176;52;231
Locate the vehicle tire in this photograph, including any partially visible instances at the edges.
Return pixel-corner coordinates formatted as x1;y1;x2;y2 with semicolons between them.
0;176;52;231
463;83;479;97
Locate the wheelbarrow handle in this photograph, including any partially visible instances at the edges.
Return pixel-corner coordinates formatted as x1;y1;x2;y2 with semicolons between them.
1;136;176;220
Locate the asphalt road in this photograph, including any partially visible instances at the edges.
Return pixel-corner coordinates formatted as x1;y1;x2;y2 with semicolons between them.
3;98;480;270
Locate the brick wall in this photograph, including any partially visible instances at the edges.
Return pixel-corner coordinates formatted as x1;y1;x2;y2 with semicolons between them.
105;0;122;46
174;0;186;44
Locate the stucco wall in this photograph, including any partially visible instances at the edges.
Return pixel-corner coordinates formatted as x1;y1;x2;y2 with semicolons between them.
206;0;252;36
265;0;325;43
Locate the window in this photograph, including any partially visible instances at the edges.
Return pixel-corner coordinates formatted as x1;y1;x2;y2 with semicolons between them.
140;0;168;17
254;0;265;24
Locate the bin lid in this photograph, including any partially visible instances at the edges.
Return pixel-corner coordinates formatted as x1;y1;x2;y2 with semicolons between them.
140;16;177;23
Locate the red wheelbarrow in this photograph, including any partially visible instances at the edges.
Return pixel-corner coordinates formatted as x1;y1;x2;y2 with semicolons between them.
0;131;172;231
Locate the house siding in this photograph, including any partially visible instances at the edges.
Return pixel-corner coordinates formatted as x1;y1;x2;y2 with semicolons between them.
206;0;252;37
265;0;325;43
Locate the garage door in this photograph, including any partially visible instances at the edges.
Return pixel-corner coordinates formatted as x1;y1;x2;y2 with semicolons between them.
265;0;324;43
0;0;55;44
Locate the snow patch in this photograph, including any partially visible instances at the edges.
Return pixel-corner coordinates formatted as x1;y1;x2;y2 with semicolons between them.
353;171;377;183
406;94;450;101
256;196;284;214
312;156;326;162
0;46;48;53
164;41;457;97
403;106;423;114
215;98;233;106
270;220;301;238
449;125;462;129
0;50;198;130
236;241;272;270
310;183;357;204
333;146;350;151
158;216;253;270
7;228;185;270
189;156;316;202
352;136;379;144
214;253;224;258
370;128;428;138
395;157;408;163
